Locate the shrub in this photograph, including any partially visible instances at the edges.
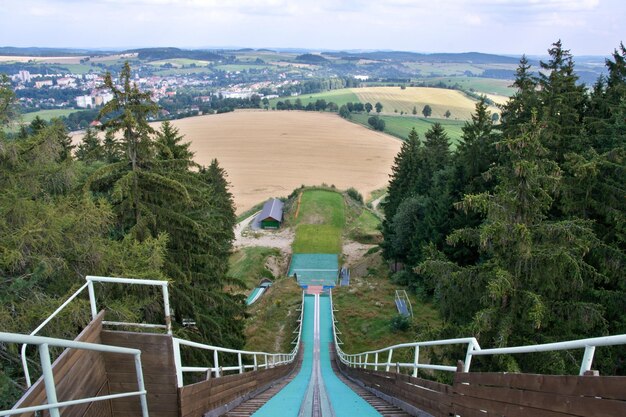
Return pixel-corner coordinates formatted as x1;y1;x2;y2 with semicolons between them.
390;314;410;332
346;187;363;203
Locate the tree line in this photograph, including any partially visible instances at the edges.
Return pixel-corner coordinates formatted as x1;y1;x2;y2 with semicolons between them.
0;63;245;405
381;41;626;376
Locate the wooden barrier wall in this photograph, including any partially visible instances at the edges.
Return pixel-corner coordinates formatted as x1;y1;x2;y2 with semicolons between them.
453;371;626;417
336;357;626;417
100;331;178;417
179;353;300;417
12;311;111;417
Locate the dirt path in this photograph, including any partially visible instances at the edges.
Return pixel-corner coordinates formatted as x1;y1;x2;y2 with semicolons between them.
234;213;294;252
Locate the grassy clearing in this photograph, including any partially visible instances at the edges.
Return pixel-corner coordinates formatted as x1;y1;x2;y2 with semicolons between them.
9;109;81;133
421;76;515;97
293;224;342;253
295;189;345;228
290;189;346;254
332;252;441;355
229;247;281;289
146;58;211;67
244;278;302;353
346;209;381;244
350;113;464;146
214;64;271;72
269;89;360;109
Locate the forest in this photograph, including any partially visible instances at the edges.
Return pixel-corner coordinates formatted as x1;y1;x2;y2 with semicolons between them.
381;40;626;376
0;63;245;405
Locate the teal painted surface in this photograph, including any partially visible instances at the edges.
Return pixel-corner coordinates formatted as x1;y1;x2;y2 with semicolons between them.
319;295;382;417
252;294;381;417
246;287;262;305
252;295;314;417
288;254;338;287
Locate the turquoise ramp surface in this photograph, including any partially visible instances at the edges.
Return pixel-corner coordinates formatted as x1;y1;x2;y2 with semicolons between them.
252;295;314;417
319;295;382;417
289;254;339;287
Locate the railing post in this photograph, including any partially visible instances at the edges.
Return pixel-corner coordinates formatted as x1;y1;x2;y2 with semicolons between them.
133;352;150;417
364;353;369;369
264;354;268;369
580;345;596;375
386;349;393;372
374;352;379;371
173;339;183;387
254;354;258;371
39;343;61;417
214;350;221;378
238;352;243;374
87;279;98;321
463;341;476;372
413;346;420;378
162;283;172;335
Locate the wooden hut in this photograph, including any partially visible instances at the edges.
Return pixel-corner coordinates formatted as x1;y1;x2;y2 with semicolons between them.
258;198;284;229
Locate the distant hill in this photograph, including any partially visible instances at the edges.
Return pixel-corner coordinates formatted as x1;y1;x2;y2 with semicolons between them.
295;54;330;64
324;50;521;64
0;46;105;56
126;47;224;61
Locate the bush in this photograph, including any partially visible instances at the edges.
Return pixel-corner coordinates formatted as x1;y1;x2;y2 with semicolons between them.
346;187;363;203
390;314;410;332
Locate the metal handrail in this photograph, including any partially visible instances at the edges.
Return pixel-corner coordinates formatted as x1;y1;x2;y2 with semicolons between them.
330;290;626;376
1;332;148;417
172;290;305;387
394;289;413;318
20;275;171;388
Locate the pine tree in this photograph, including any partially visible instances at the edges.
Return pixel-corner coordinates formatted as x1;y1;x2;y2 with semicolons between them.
537;40;587;163
75;127;104;163
420;120;606;373
155;120;194;162
500;55;538;140
456;97;498;195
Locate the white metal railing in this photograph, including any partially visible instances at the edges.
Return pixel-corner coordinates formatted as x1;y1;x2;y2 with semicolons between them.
172;291;305;387
2;332;148;417
20;275;171;388
330;290;626;376
394;289;413;318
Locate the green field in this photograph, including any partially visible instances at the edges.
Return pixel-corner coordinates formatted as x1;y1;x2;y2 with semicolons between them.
146;58;212;67
17;109;80;125
420;76;515;97
292;189;345;253
350;113;465;146
229;247;281;289
214;64;271;72
269;90;360;109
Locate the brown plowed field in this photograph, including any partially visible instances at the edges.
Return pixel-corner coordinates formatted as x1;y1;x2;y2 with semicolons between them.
170;111;401;213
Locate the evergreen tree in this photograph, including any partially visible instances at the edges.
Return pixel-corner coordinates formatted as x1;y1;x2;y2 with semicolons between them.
75;127;104;163
456;97;498;195
500;55;538;139
420;120;606;373
537;40;587;163
102;129;122;163
155;120;194;162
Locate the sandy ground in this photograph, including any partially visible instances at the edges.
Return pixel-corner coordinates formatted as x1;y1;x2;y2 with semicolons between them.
235;212;294;252
74;111;401;214
353;86;499;119
168;111;401;214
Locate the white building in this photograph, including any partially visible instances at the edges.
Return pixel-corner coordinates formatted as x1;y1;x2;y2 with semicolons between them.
76;95;93;108
18;70;31;83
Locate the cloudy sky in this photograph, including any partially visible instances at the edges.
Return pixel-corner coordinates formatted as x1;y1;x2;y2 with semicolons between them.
1;0;624;56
